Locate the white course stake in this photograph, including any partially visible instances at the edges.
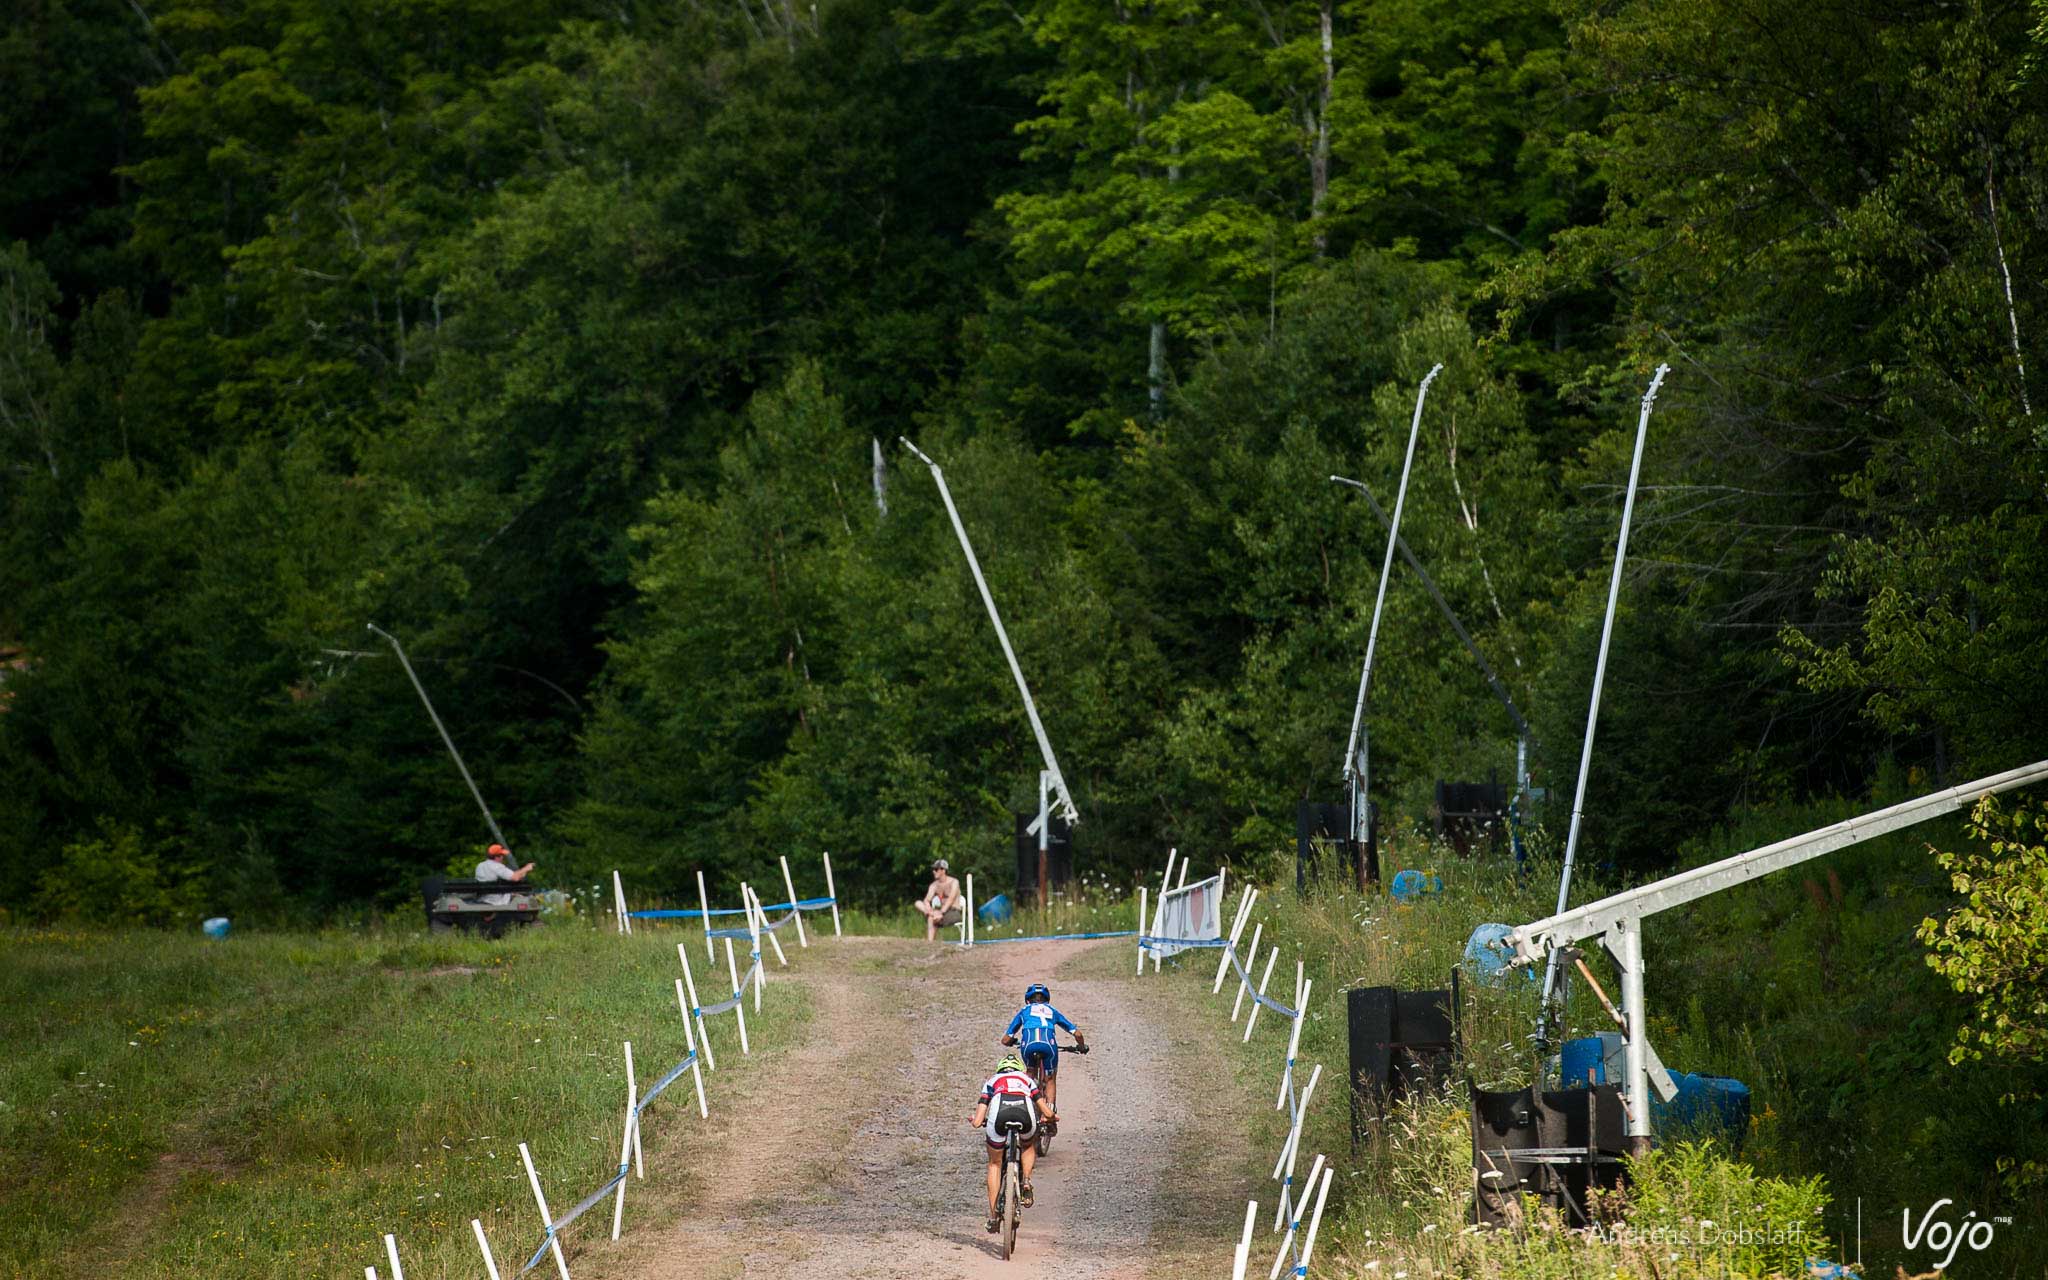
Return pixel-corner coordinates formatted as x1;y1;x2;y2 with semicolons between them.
822;852;843;937
696;869;714;961
760;884;789;967
1272;1064;1324;1180
612;869;631;936
1294;1165;1336;1277
625;1041;645;1177
383;1233;405;1280
726;937;751;1055
1272;1064;1323;1231
1214;867;1229;956
677;942;716;1072
1244;949;1280;1041
779;855;809;948
1177;859;1189;889
746;884;786;973
967;873;976;946
367;1268;379;1280
1277;977;1312;1110
1135;887;1148;975
1232;1200;1260;1280
674;979;711;1116
1152;850;1176;972
1267;1154;1326;1277
471;1219;503;1280
518;1142;571;1280
1214;887;1257;993
610;1044;637;1241
1232;925;1265;1022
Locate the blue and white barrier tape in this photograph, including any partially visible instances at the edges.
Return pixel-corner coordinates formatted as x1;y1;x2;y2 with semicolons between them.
1221;943;1301;1020
628;895;835;920
636;1052;698;1113
520;1164;629;1272
1136;934;1227;950
967;929;1140;946
690;961;763;1017
517;1044;708;1272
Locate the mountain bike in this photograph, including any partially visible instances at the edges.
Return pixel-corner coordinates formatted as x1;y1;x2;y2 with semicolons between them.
1005;1038;1088;1156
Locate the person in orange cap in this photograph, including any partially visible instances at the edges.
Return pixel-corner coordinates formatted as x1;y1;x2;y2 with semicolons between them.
474;842;534;906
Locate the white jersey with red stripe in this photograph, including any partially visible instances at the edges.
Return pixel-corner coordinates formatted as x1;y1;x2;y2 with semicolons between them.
979;1069;1041;1103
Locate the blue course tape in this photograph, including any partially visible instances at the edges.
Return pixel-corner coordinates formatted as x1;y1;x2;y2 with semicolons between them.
692;961;762;1016
519;1165;630;1273
516;1050;714;1272
1220;941;1301;1020
636;1052;698;1112
627;895;835;920
1137;935;1227;950
967;929;1140;945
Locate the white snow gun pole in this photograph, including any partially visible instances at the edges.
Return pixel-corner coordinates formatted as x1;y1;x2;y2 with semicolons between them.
1538;364;1669;1039
900;437;1079;828
366;623;511;853
1338;363;1442;848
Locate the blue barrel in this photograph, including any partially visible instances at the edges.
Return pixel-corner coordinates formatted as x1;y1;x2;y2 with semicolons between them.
1462;923;1528;987
1389;870;1444;902
1559;1035;1608;1087
1651;1072;1752;1144
977;893;1013;924
201;917;231;939
1695;1074;1752;1135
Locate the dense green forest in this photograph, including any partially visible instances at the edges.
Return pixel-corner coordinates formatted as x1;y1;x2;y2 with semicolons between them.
4;0;2046;924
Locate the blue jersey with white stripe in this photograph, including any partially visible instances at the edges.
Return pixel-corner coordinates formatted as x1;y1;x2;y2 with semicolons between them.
1006;1002;1076;1049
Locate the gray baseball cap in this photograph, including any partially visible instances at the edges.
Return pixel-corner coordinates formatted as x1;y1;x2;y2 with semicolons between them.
931;859;949;871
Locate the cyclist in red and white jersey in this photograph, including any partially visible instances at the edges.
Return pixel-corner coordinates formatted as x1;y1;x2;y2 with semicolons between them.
969;1053;1056;1231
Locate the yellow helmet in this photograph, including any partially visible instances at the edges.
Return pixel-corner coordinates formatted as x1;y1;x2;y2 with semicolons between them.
997;1054;1027;1074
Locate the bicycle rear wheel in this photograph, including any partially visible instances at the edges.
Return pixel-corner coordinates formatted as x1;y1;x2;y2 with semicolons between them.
1001;1161;1020;1259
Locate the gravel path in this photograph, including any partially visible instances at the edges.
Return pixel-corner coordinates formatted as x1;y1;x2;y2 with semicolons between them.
622;933;1258;1280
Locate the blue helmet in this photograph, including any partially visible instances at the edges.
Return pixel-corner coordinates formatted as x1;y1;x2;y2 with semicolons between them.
1024;983;1051;1003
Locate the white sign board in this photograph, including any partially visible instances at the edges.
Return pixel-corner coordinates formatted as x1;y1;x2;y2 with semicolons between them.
1150;873;1223;959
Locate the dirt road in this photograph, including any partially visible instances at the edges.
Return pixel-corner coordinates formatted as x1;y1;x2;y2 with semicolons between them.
610;933;1261;1280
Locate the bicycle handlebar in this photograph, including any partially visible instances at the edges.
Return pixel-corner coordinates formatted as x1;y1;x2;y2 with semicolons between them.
999;1037;1092;1053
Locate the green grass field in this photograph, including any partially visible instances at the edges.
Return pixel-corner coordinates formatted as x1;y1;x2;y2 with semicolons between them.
0;920;807;1280
12;813;2044;1280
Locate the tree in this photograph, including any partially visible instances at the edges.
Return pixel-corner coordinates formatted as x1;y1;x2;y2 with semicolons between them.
1921;796;2048;1066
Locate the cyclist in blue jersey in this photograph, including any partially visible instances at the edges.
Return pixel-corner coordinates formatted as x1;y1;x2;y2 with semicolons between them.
1002;983;1086;1120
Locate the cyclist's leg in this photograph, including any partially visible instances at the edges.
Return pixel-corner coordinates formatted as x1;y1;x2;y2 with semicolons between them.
1020;1139;1035;1188
984;1143;1002;1219
1034;1042;1061;1111
1023;1042;1059;1109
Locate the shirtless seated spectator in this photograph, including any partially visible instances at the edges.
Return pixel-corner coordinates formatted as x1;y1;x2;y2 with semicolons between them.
913;859;963;941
